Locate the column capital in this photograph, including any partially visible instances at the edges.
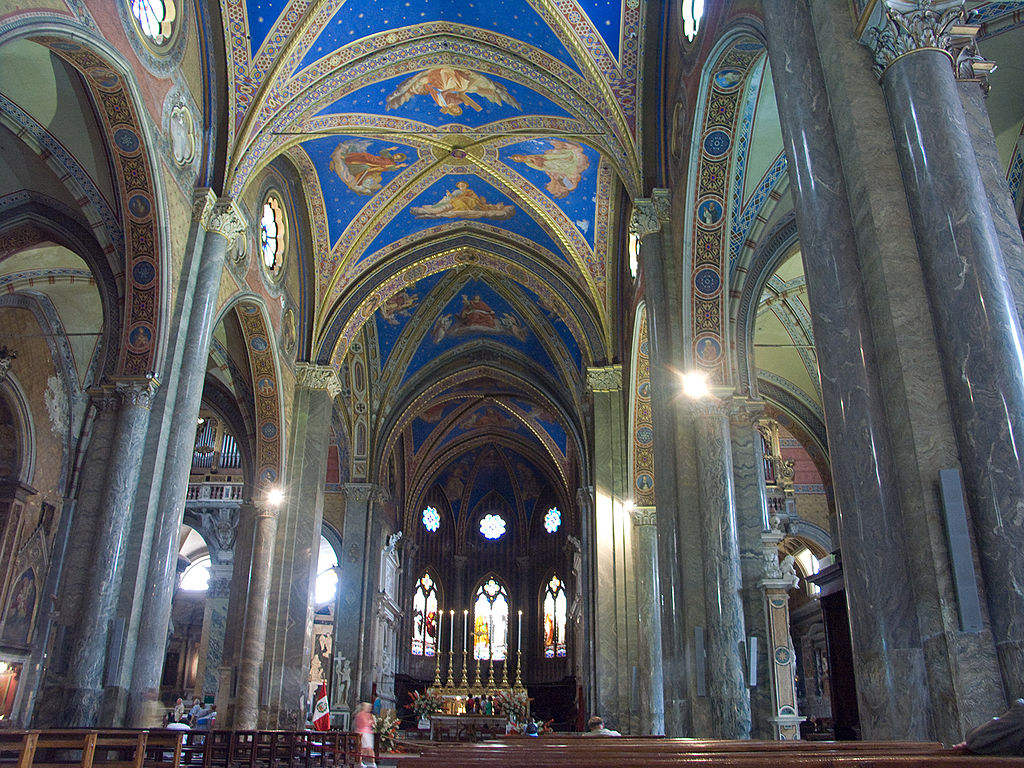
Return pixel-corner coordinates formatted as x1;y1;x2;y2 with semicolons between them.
866;1;995;86
726;396;766;426
586;364;622;392
682;396;729;420
295;363;342;398
189;506;239;563
629;505;657;526
629;189;672;241
342;482;384;506
112;375;160;409
207;199;248;241
253;500;281;520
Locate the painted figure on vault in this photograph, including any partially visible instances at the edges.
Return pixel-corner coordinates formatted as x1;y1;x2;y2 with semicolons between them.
509;140;590;198
380;289;418;325
431;294;528;343
386;67;520;116
411;181;514;220
330;140;407;195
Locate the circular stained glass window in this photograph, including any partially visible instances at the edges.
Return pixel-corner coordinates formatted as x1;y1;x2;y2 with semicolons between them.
131;0;176;44
422;506;440;532
544;507;561;533
260;195;285;273
480;513;506;540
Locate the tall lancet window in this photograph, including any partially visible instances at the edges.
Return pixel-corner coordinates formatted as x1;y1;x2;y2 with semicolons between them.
411;572;439;656
543;575;568;658
473;577;509;661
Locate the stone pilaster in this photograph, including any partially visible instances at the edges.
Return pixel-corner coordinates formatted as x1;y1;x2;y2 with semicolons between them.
869;1;1024;702
729;398;774;739
688;398;750;739
759;522;803;740
235;500;280;729
630;506;664;735
763;0;931;739
262;364;339;728
126;195;242;727
187;506;239;701
63;377;158;726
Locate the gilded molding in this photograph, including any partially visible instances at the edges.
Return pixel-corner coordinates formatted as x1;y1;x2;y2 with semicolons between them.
586;364;622;392
295;363;342;398
208;199;248;241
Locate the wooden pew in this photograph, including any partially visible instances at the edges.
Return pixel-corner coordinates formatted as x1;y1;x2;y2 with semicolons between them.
140;731;184;768
0;730;148;768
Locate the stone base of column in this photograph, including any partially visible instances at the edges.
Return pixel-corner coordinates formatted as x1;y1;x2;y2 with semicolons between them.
855;648;929;740
769;714;804;740
995;640;1024;700
62;687;104;727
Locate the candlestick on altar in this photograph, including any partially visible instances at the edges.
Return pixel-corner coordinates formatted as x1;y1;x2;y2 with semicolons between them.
487;657;495;689
460;610;470;693
501;652;510;687
514;646;524;690
445;609;455;689
432;610;444;689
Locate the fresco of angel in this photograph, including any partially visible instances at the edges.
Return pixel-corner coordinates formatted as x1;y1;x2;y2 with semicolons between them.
380;289;418;325
386;66;521;117
509;139;590;198
329;140;407;195
411;181;514;220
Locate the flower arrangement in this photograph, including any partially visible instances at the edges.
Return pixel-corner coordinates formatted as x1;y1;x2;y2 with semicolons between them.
491;689;529;724
405;688;444;718
373;711;400;754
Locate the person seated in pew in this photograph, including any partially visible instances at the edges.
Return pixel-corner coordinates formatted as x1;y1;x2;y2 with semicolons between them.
583;716;620;737
954;698;1024;756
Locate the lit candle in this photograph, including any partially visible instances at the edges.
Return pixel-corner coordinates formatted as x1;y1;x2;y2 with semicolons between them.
438;608;443;651
463;609;469;653
518;609;523;649
449;609;455;650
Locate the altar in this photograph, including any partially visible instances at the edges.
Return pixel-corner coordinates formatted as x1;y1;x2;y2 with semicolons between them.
429;714;508;741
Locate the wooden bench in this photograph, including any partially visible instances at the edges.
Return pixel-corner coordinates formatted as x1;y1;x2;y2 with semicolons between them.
0;730;148;768
391;738;1024;767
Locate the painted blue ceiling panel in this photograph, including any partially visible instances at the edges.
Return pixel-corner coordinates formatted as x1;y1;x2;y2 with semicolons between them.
374;270;447;369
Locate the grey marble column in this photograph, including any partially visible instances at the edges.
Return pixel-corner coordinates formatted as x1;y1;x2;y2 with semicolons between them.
63;377;158;726
872;33;1024;699
728;400;773;739
630;507;665;735
126;197;244;727
335;483;381;711
690;400;750;739
263;365;339;728
763;0;931;739
574;487;596;720
187;506;239;700
633;191;691;736
235;500;280;729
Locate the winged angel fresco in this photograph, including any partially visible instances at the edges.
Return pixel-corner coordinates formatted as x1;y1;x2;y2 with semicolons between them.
329;140;408;195
386;67;521;116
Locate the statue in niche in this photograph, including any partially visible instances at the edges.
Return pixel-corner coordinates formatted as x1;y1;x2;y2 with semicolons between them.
383;531;402;554
332;654;351;707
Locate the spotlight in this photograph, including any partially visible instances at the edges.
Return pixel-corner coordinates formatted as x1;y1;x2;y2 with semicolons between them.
681;371;710;399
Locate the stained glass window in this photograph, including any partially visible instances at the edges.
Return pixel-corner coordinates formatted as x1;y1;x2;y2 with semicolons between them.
314;535;339;606
131;0;175;44
473;577;509;661
411;572;439;656
544;507;561;533
682;0;705;42
260;197;284;271
422;506;440;532
480;513;505;540
543;575;567;658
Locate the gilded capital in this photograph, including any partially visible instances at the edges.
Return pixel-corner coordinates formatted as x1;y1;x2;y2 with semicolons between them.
727;396;766;426
629;506;657;526
207;199;248;241
113;376;160;409
629;188;672;242
295;363;342;398
192;188;217;227
866;0;994;84
586;364;622;393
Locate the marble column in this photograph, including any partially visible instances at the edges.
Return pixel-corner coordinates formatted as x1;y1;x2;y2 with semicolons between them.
335;483;381;711
262;365;339;728
763;0;931;739
633;191;690;735
587;365;637;733
187;506;239;700
235;499;280;729
63;377;158;726
690;399;750;740
759;523;803;740
869;8;1024;700
728;399;773;739
574;486;596;722
630;507;665;735
126;196;244;727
